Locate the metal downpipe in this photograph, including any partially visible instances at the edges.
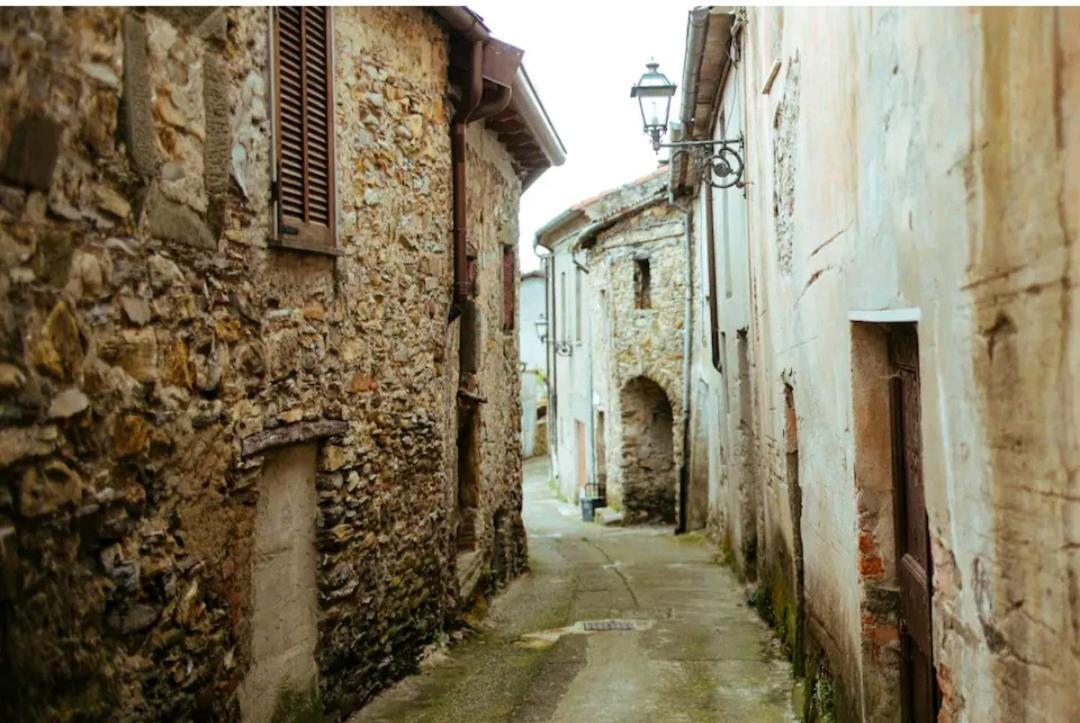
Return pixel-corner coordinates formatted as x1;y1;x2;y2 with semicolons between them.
450;40;484;321
676;197;693;534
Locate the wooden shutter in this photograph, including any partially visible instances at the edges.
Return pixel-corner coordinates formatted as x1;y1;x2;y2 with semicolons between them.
274;7;335;250
503;247;515;331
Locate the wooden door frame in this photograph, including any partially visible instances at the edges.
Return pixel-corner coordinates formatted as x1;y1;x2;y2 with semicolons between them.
887;323;938;722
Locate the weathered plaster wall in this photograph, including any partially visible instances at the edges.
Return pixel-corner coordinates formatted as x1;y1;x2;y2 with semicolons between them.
684;47;761;579
692;6;1080;720
0;6;527;720
519;274;546;459
547;245;591;503
588;200;686;522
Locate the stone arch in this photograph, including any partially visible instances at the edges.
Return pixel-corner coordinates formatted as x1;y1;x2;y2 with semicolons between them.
619;375;676;524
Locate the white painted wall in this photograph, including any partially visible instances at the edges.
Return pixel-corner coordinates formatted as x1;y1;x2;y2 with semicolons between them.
684;6;1079;720
519;274;547;374
519;273;548;458
547;243;594;503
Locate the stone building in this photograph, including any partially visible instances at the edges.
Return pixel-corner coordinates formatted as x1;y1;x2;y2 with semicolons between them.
537;171;687;522
675;6;1078;722
0;6;563;721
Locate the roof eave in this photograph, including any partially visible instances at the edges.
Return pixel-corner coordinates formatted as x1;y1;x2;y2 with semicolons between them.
670;7;736;196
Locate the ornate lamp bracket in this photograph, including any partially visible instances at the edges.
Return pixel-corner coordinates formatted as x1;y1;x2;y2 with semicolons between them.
662;134;745;189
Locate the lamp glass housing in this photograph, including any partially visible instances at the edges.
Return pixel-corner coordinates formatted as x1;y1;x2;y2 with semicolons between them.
630;62;676;138
534;314;548;341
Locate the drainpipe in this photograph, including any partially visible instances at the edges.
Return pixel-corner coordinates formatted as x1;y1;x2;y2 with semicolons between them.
449;39;484;321
535;239;557;462
675;197;693;534
436;8;519;321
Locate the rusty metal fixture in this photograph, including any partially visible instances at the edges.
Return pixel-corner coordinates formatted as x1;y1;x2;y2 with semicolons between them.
457;389;488;406
447;34;521;321
449;39;484;321
435;8;564;183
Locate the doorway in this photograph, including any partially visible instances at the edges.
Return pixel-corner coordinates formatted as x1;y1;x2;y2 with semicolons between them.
887;324;937;722
783;382;805;672
456;406;480;552
594;411;608;500
240;443;318;722
620;376;676;524
575;420;587;497
851;319;937;721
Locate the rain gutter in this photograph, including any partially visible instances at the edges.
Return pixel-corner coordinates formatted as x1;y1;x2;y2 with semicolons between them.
670;8;736;197
571;191;669;253
669;7;710;194
434;7;566;170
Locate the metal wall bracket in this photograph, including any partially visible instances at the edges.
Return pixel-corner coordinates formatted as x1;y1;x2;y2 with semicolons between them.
662;134;745;189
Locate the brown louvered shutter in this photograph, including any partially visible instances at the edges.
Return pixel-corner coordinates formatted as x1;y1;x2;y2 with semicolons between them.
502;246;515;331
274;7;335;250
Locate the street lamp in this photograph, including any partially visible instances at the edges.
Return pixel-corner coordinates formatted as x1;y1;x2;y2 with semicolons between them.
534;314;548;343
630;61;676;152
630;60;745;189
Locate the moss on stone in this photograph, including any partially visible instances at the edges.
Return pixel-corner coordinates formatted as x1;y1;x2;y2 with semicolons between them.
269;686;323;723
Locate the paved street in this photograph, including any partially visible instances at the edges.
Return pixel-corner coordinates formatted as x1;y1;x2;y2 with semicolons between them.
354;457;796;722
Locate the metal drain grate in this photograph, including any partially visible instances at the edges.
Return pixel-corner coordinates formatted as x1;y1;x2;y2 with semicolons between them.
583;620;636;631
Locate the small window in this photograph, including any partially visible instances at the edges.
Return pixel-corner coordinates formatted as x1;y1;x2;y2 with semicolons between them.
634;258;651;309
502;246;515;332
273;7;336;250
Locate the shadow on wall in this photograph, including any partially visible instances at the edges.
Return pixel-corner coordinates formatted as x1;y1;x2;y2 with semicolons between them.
620;376;676;524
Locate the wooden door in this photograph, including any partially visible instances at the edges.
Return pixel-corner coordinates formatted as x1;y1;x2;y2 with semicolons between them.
576;421;587;492
888;325;937;722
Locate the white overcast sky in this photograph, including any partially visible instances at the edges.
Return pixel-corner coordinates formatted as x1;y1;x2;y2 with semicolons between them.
468;1;696;272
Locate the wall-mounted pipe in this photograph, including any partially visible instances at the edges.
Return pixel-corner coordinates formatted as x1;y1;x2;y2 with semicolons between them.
474;84;513;123
435;8;565;169
674;196;693;534
436;6;489;42
450;39;485;320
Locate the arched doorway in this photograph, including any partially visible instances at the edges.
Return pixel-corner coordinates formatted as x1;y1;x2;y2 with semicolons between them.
620;376;676;524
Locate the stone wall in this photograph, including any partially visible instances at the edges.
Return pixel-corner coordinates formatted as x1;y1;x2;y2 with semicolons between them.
0;6;526;721
455;124;527;598
587;199;686;522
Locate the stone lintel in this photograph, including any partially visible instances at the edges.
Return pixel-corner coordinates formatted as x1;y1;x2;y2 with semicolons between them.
241;420;349;458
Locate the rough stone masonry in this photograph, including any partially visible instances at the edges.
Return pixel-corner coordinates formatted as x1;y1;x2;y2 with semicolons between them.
0;7;534;721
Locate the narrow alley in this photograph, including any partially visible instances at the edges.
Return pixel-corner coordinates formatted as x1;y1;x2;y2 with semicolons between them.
0;4;1077;723
355;455;796;722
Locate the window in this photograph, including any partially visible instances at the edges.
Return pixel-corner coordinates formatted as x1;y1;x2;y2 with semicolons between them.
273;7;336;251
634;258;651;309
574;267;583;342
502;246;515;331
